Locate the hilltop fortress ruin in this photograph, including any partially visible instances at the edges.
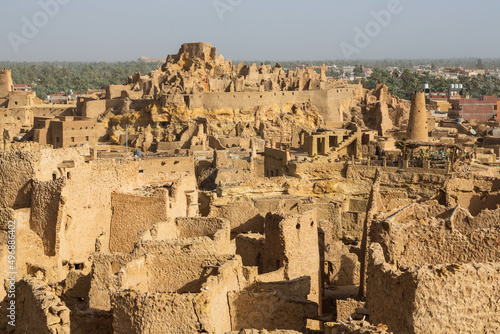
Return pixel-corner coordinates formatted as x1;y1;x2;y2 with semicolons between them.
0;42;499;333
79;42;359;123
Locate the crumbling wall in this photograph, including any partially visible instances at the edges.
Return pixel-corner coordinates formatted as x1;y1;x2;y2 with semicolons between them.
280;210;321;306
263;211;321;308
109;189;169;253
228;277;317;332
188;89;352;123
367;204;500;334
140;156;195;175
264;147;289;177
0;150;38;209
445;174;500;216
11;146;144;272
174;217;230;253
209;200;265;235
91;218;232;310
168;174;199;218
59;269;112;333
319;199;363;286
228;330;301;334
213;196;359;286
214;167;254;186
30;178;65;256
335;298;366;322
373;167;447;201
112;292;205;334
143;247;233;294
119;257;148;293
325;240;360;286
263;213;285;274
15;276;70;334
325;320;391;334
88;252;134;310
57;158;139;269
235;233;264;267
371;205;500;266
368;243;500;334
204;257;245;333
0;208;52;303
136;219;178;241
175;217;225;238
112;257;244;334
409;262;500;333
390;221;499;266
366;243;419;334
0;208;15;230
288;160;346;179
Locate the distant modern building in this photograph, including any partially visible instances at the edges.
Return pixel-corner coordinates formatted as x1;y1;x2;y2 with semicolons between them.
448;84;464;97
46;91;82;104
448;96;500;121
427;84;464;113
13;84;32;92
342;66;355;75
429;94;453;113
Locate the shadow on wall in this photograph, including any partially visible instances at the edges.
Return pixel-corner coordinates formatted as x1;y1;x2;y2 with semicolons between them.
196;160;217;191
13;180;33;209
62;273;91;305
231;214;265;237
228;278;317;333
338;255;357;285
467;193;500;216
367;244;419;334
30;178;65;256
177;267;219;293
61;273;114;334
318;227;325;286
198;192;212;217
324;253;359;286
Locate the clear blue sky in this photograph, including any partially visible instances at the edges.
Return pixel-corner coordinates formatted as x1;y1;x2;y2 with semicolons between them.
0;0;498;62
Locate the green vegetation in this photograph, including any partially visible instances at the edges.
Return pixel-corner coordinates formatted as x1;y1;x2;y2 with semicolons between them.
0;61;162;99
242;58;500;71
239;58;500;100
361;69;500;100
2;58;500;101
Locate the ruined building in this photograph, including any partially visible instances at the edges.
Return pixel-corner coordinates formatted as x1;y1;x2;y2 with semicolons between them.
0;69;14;97
1;41;500;333
76;42;364;125
407;92;429;141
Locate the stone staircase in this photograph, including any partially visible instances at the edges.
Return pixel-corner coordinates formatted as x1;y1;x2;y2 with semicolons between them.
149;141;158;153
331;132;358;154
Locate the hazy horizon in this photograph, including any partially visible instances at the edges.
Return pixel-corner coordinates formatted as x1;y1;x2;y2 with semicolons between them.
2;56;500;64
1;0;499;62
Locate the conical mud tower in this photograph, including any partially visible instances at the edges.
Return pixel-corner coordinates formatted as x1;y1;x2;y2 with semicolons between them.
407;92;428;141
0;69;13;97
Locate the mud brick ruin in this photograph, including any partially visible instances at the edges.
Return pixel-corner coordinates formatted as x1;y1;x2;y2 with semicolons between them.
1;42;500;333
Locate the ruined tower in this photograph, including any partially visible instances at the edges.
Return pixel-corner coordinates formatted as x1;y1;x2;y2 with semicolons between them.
375;101;393;136
0;69;14;97
407;92;428;141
